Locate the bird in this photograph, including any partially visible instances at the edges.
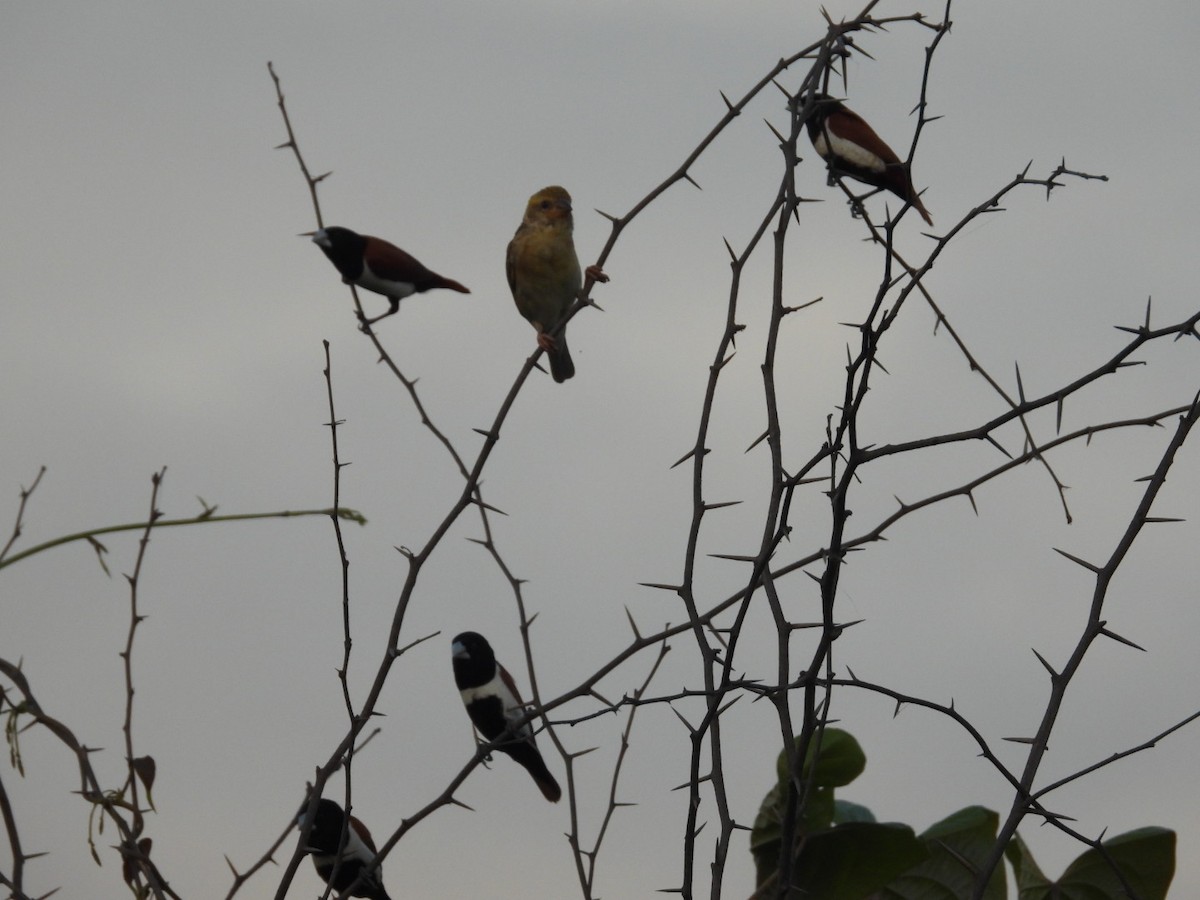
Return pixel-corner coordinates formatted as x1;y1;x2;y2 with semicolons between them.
506;185;607;382
801;93;933;226
308;226;469;329
451;631;562;802
296;797;393;900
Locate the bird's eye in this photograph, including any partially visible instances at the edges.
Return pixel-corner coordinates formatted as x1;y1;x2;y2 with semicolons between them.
540;200;552;210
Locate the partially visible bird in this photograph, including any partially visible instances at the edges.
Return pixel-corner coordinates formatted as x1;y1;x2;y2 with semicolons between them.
801;93;933;226
451;631;562;802
308;226;469;328
506;186;607;382
296;797;393;900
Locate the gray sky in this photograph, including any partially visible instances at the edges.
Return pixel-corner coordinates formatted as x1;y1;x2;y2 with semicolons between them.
3;1;1199;897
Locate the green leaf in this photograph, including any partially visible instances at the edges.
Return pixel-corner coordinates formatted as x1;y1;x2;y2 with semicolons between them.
884;806;1006;900
834;799;877;825
1008;827;1175;900
1057;828;1175;900
750;783;835;886
754;728;867;887
1006;833;1052;895
792;821;929;899
774;728;867;788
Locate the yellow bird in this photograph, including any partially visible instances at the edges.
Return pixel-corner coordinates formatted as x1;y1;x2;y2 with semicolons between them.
506;186;602;382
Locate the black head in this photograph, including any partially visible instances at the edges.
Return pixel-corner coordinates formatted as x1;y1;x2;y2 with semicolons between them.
296;797;346;855
794;91;841;119
309;226;369;279
311;226;365;255
451;631;497;689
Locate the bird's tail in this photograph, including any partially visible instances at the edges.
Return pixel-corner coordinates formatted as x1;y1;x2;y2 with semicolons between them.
548;334;575;383
910;193;933;227
435;276;471;294
504;742;563;802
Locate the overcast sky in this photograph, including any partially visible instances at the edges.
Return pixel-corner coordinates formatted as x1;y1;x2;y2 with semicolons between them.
3;1;1199;898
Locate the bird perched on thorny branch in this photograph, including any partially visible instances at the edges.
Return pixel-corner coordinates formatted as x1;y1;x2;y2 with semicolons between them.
801;93;933;226
308;225;469;329
506;185;607;382
452;631;562;802
296;797;393;900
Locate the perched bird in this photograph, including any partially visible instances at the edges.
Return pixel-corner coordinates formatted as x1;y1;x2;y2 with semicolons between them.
801;93;933;226
308;226;469;328
451;631;562;802
506;185;607;382
296;797;393;900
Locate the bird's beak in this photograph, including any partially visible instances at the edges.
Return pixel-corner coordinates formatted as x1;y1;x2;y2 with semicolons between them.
452;642;467;659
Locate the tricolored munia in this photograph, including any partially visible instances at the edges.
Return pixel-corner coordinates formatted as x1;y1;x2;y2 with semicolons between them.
296;797;393;900
451;631;562;802
801;93;933;226
308;226;469;328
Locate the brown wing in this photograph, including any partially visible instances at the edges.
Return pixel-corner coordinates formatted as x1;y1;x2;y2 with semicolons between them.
827;107;902;168
498;662;526;708
349;815;378;853
363;237;433;284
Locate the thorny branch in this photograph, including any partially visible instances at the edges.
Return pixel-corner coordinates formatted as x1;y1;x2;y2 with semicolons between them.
4;4;1196;897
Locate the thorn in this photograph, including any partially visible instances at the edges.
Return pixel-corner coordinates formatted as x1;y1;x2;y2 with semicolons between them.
1003;736;1037;745
719;89;735;111
1031;648;1058;678
709;553;758;562
745;430;770;453
670;447;707;469
1099;627;1146;652
1056;397;1064;434
702;500;742;512
638;582;684;594
716;696;741;716
764;118;786;144
624;606;642;639
595;208;618;223
472;427;498;439
469;496;507;515
1053;547;1102;574
669;706;697;736
722;237;737;262
683;172;702;191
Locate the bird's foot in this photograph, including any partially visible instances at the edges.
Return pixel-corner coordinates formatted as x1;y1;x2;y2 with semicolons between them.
536;332;558;352
585;264;609;284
